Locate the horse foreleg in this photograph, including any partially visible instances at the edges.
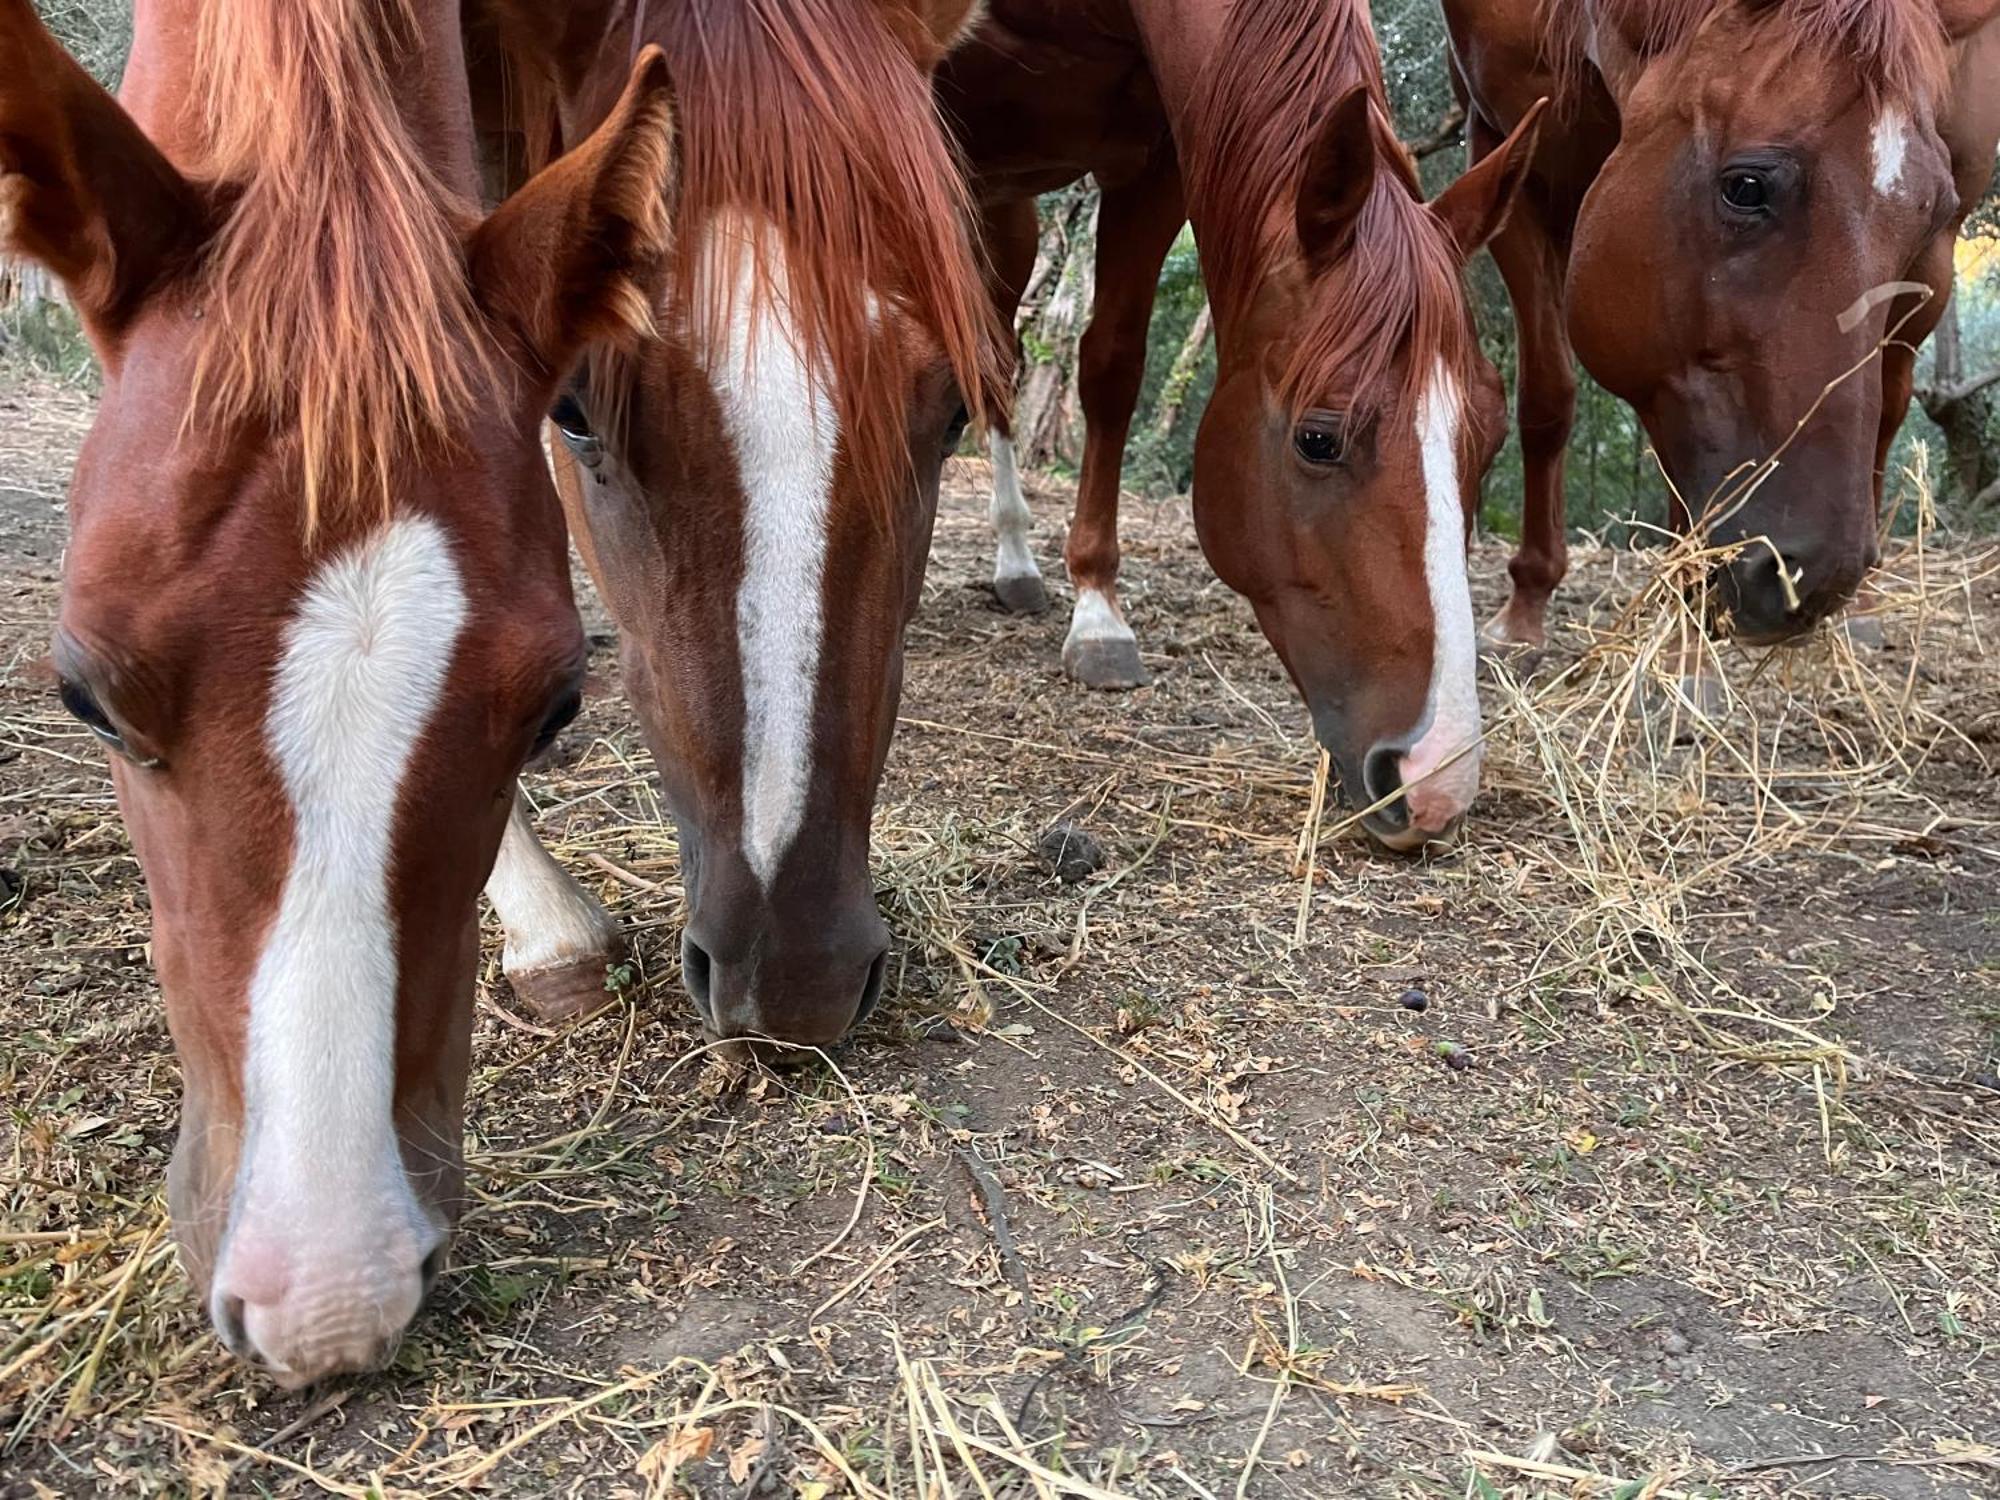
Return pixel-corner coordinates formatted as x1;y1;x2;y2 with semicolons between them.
1478;118;1574;650
484;790;626;1022
979;195;1050;614
1061;151;1185;690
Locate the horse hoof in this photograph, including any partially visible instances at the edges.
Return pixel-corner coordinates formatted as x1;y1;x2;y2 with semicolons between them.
506;952;624;1022
1841;613;1886;650
993;570;1049;615
1063;635;1149;690
1480;609;1546;652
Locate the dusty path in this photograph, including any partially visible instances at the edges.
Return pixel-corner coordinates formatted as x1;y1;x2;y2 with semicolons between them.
2;371;1997;1498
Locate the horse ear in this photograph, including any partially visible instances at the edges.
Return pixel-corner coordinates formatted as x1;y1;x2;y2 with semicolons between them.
1294;85;1377;275
469;45;676;386
874;0;985;70
1428;99;1546;262
1938;0;2000;38
0;0;207;342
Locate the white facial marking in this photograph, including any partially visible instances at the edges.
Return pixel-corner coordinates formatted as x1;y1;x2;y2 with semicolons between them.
486;792;621;977
988;433;1042;589
706;214;837;888
1394;364;1482;834
1871;108;1911;198
228;516;466;1360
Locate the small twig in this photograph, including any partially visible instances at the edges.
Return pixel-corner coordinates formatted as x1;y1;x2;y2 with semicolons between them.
956;1148;1032;1305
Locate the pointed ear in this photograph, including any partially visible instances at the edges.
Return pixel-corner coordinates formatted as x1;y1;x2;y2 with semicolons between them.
1429;98;1546;261
0;0;207;337
874;0;985;70
1295;86;1378;276
1939;0;2000;38
467;44;676;385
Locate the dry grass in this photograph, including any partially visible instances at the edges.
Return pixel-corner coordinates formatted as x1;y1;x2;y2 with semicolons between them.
2;367;1997;1496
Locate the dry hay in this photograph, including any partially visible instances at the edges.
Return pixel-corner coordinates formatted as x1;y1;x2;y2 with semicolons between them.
2;361;1997;1497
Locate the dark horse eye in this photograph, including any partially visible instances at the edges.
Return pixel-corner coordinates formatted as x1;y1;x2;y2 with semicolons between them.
58;676;124;750
1720;169;1771;215
1293;412;1347;467
943;402;971;454
548;392;603;469
531;687;583;757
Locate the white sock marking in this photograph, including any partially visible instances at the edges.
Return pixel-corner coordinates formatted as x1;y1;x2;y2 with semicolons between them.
1065;586;1134;648
234;516;466;1291
485;791;620;976
1395;364;1482;831
1871;108;1910;198
989;433;1041;587
706;215;838;888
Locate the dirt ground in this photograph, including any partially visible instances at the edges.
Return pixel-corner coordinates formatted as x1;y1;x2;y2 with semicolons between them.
2;368;1998;1499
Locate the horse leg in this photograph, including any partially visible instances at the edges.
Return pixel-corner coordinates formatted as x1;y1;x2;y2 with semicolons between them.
981;195;1050;614
484;789;626;1022
1061;152;1184;689
1478;120;1574;649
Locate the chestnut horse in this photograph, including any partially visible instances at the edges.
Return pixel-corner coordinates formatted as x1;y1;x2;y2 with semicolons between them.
469;0;999;1039
1445;0;2000;645
938;0;1544;849
1;0;674;1383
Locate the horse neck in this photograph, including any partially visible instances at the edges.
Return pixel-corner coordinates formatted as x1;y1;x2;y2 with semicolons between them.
121;0;482;198
1126;0;1225;152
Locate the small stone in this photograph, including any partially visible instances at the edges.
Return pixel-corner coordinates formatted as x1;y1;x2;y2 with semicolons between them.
1436;1041;1474;1072
1972;1071;2000;1094
1399;986;1430;1012
1037;821;1106;883
1661;1328;1690;1356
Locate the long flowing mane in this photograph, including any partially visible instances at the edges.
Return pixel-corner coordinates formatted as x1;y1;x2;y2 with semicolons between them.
501;0;1001;505
1546;0;1953;107
188;0;492;533
1183;0;1478;427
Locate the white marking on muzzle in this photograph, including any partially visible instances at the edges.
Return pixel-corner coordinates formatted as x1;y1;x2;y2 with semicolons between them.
706;214;838;888
1870;107;1910;198
1396;364;1482;835
225;516;466;1367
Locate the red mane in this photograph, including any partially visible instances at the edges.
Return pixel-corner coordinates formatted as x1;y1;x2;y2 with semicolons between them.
189;0;497;533
1549;0;1953;107
1184;0;1480;427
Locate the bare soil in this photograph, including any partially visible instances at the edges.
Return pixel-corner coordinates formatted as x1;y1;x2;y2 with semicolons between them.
2;370;1997;1498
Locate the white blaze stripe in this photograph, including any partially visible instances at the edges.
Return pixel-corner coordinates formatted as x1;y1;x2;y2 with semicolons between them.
1871;108;1910;198
1397;363;1482;827
241;516;466;1224
708;216;838;887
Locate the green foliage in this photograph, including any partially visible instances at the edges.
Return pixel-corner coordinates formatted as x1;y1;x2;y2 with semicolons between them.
0;296;96;385
33;0;131;89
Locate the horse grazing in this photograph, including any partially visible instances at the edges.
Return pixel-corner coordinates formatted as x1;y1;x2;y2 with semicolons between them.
471;0;1000;1039
939;0;1543;849
1446;0;2000;645
1;0;674;1384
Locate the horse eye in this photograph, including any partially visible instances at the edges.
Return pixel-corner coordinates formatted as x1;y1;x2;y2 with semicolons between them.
531;687;582;756
1720;169;1771;215
1293;414;1347;467
59;677;122;745
943;402;971;454
549;394;603;469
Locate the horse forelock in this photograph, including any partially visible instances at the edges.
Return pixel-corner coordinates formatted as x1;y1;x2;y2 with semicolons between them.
1186;0;1481;430
1550;0;1953;109
516;0;1004;514
187;0;495;538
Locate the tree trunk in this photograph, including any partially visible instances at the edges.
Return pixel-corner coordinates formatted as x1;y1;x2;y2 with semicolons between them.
1013;189;1098;471
1150;299;1212;443
1915;286;1998;519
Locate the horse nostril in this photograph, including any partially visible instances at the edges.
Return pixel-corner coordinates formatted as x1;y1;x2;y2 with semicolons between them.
420;1243;447;1297
681;934;715;1025
215;1294;252;1361
1362;745;1408;829
854;947;890;1028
